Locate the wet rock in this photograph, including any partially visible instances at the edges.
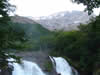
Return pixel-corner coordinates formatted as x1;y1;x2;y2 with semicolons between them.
0;65;13;75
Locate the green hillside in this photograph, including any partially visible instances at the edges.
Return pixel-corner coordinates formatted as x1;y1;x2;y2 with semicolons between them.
12;23;52;39
10;16;53;50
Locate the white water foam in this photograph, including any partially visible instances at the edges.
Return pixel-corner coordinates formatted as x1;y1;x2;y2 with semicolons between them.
12;60;46;75
50;56;73;75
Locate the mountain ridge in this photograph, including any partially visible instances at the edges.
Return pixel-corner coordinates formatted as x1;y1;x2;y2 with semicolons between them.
11;15;37;24
10;15;52;40
33;11;94;31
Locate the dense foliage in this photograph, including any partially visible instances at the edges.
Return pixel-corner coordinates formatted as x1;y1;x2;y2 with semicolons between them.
10;22;53;50
0;0;26;69
47;16;100;75
72;0;100;14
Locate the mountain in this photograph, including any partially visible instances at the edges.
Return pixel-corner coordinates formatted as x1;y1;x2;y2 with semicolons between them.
34;11;94;31
11;15;36;24
11;15;52;40
10;15;53;49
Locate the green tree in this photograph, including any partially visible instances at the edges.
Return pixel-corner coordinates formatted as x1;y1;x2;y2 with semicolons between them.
51;15;100;75
0;0;25;69
71;0;100;74
72;0;100;14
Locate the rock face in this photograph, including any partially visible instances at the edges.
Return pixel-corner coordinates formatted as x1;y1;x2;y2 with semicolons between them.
0;65;13;75
15;50;49;71
34;11;94;31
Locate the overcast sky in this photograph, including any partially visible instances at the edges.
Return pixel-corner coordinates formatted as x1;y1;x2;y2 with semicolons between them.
10;0;100;17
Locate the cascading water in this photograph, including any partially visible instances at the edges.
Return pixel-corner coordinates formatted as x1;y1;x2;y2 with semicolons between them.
12;60;46;75
7;57;78;75
49;56;78;75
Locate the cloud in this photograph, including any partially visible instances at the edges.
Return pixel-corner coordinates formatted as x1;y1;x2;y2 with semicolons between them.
10;0;85;17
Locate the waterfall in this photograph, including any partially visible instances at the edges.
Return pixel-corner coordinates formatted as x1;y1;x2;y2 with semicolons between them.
49;56;78;75
7;57;78;75
12;60;46;75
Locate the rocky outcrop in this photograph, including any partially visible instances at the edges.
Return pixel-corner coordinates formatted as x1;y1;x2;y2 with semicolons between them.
0;65;13;75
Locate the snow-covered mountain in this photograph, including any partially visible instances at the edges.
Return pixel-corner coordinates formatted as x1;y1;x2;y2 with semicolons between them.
33;11;94;31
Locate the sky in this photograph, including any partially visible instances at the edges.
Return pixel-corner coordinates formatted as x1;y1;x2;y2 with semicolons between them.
10;0;100;17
